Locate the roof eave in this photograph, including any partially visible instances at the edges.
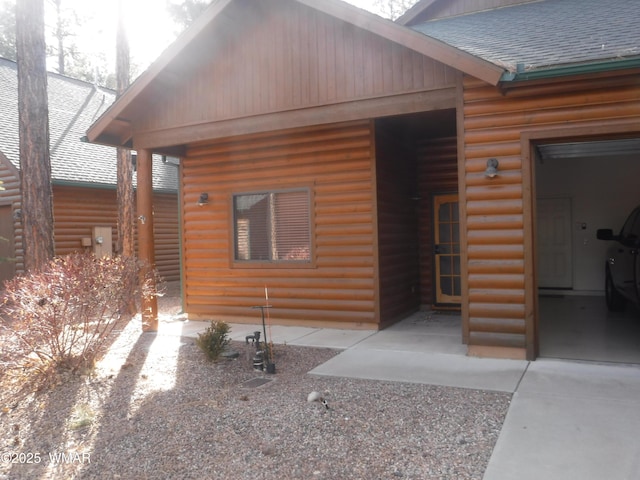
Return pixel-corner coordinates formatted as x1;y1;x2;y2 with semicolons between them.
500;57;640;83
88;0;507;149
86;0;235;147
395;0;440;26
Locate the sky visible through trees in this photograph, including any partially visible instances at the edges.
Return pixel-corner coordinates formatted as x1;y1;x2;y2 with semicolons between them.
1;0;416;87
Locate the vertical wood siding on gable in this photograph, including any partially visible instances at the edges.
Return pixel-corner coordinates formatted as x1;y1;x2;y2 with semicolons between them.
136;0;456;134
181;120;378;327
461;73;640;352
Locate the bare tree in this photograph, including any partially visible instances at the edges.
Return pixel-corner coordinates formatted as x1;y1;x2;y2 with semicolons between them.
167;0;210;32
116;0;134;257
52;0;65;74
0;0;16;60
374;0;418;20
16;0;55;271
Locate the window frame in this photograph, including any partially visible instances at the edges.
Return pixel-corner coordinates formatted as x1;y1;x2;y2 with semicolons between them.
230;186;316;269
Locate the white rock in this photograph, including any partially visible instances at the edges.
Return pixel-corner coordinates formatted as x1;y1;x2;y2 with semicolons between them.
307;391;322;403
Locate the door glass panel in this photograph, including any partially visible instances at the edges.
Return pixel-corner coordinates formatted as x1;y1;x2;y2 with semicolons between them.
440;256;452;275
441;277;452;296
434;195;461;304
453;277;461;296
440;223;451;243
439;203;451;222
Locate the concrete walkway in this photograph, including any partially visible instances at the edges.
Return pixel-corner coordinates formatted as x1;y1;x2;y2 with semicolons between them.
162;313;640;480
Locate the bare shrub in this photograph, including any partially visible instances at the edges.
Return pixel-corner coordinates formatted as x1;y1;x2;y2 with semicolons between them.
1;252;160;375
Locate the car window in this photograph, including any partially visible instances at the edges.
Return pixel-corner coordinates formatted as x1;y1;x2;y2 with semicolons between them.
631;209;640;237
620;208;640;238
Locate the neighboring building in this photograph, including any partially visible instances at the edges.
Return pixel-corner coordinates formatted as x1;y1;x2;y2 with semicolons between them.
86;0;640;360
0;57;180;285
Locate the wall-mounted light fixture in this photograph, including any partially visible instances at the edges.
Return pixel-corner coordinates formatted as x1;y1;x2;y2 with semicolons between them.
197;193;209;206
485;158;499;178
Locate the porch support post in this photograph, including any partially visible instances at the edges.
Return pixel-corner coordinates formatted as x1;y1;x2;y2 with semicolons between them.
136;148;158;331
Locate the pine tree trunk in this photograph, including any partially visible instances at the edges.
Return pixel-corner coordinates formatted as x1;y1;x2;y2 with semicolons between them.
116;0;134;257
16;0;55;271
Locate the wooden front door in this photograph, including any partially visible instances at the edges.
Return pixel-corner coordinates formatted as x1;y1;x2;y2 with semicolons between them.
434;194;461;304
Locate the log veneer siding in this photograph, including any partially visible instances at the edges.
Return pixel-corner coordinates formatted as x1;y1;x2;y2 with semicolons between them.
53;185;180;282
416;137;458;306
182;120;379;328
461;72;640;358
375;131;420;326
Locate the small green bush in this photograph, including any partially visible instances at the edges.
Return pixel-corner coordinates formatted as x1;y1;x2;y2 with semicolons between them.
196;320;231;362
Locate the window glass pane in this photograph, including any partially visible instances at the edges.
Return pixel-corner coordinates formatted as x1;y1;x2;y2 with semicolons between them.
234;189;310;262
439;203;450;222
274;191;310;260
439;222;451;243
234;194;269;260
630;209;640;237
440;256;452;275
453;276;461;296
441;277;452;296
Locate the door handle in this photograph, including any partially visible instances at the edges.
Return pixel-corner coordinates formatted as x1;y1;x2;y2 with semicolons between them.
434;245;440;254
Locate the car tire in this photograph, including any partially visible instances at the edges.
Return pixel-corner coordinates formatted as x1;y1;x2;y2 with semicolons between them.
605;266;626;312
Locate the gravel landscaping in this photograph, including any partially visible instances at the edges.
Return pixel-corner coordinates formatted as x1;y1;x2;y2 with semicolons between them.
1;291;511;480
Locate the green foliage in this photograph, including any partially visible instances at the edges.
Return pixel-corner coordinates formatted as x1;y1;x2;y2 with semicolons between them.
167;0;210;33
0;0;16;61
1;252;159;375
195;320;231;362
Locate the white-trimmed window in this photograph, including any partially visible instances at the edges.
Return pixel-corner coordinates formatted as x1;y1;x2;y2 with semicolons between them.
233;188;311;263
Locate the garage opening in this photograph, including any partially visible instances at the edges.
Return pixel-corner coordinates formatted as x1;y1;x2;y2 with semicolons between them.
535;137;640;363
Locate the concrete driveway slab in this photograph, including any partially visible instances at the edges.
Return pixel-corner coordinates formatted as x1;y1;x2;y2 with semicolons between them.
483;360;640;480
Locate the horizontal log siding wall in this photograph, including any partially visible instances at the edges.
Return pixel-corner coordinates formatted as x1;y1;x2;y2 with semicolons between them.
53;186;118;256
138;0;456;133
375;132;420;326
182;121;378;328
153;193;181;282
52;185;180;282
415;137;458;306
462;73;640;353
0;154;21;279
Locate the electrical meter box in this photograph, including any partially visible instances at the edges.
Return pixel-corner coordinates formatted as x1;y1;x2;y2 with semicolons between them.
92;226;113;258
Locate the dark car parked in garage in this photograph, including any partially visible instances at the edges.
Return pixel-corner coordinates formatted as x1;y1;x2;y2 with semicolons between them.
597;206;640;312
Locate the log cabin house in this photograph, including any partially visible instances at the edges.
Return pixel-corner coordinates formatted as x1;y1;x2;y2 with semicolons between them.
0;58;180;284
87;0;640;360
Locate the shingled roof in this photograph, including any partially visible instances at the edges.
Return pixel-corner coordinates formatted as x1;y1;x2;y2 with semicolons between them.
0;58;177;192
410;0;640;76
